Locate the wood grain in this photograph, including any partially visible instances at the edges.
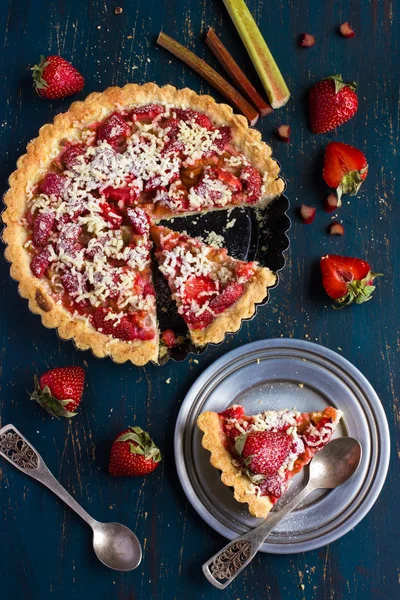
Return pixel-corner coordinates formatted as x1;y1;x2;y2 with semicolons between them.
0;1;399;599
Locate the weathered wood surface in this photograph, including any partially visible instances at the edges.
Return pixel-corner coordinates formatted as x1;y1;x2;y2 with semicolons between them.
0;1;399;599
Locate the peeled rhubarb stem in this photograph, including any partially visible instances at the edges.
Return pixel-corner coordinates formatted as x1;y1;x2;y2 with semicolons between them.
205;27;272;117
222;0;290;109
157;32;259;125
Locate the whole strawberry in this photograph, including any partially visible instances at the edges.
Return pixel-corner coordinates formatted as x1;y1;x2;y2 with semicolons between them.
235;430;292;481
32;55;84;99
30;366;85;418
109;426;161;477
320;254;381;308
309;75;358;134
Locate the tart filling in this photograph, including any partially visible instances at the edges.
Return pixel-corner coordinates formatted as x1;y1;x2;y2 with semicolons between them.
198;404;342;517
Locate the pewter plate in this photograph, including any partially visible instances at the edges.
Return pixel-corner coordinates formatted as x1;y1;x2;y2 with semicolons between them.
174;339;390;554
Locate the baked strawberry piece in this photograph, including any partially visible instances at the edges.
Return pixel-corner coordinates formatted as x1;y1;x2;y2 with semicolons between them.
198;405;342;518
151;225;276;346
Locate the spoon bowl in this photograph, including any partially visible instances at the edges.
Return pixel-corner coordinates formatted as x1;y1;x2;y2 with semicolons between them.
92;522;142;571
308;437;362;490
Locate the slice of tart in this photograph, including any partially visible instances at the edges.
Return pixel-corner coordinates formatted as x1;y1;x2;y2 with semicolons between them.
151;225;276;346
3;83;284;364
198;404;342;518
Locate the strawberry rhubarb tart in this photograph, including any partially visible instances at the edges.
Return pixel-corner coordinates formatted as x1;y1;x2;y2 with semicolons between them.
3;83;284;365
198;404;342;518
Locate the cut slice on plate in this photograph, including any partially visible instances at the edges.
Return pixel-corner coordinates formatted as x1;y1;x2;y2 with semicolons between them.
151;225;276;346
197;404;342;518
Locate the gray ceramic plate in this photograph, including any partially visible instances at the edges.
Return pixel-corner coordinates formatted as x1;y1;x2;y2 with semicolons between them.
174;338;390;554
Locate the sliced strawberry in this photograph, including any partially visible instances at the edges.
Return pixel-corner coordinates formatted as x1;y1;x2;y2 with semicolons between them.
212;125;232;151
235;262;256;282
161;329;179;348
99;202;123;229
33;212;55;247
130;104;164;121
320;254;381;307
92;307;153;341
300;204;316;224
102;186;139;204
184;275;217;306
276;124;291;142
174;108;212;129
144;170;179;192
62;143;87;169
299;33;316;47
236;430;292;477
340;22;356;38
219;405;245;421
209;282;243;313
182;307;214;330
328;221;345;236
324;192;339;212
61;271;82;296
31;248;51;277
211;167;242;192
39;173;68;197
323;142;368;202
96;113;130;147
240;165;262;203
126;207;151;235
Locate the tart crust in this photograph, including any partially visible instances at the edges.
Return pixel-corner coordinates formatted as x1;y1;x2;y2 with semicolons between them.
191;267;276;346
197;408;342;519
2;83;284;365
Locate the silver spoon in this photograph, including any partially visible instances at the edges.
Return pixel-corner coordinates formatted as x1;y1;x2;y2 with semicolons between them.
203;437;362;589
0;424;142;572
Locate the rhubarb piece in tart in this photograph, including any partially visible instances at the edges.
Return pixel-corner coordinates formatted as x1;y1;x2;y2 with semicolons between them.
198;404;342;518
3;83;284;364
151;225;276;346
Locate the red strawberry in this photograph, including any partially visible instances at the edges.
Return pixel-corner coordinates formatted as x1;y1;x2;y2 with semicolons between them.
130;104;164;121
323;142;368;202
211;167;242;192
32;55;84;100
30;366;85;418
240;165;262;203
299;33;316;47
236;430;292;477
182;306;214;330
99;202;123;229
212;125;232;151
161;329;179;348
209;282;243;313
30;248;51;278
219;405;245;421
308;75;358;134
174;109;212;129
33;212;55;247
96;113;130;147
62;143;87;169
126;207;151;235
184;276;217;306
39;173;68;197
92;307;154;341
109;426;161;477
235;262;256;282
320;254;381;307
103;186;139;205
61;272;82;296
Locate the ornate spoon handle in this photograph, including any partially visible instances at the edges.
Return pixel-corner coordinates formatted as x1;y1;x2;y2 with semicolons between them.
0;424;95;527
202;483;313;589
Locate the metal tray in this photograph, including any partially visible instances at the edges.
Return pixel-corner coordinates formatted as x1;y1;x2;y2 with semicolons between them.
174;339;390;553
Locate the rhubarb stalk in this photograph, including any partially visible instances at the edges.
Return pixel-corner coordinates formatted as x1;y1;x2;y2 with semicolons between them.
205;27;272;117
157;32;259;125
222;0;290;109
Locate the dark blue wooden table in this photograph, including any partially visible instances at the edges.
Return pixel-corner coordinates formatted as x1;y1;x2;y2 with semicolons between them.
0;1;399;599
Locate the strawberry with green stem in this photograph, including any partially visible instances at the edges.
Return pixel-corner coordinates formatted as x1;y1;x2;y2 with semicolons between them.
109;426;162;476
32;55;84;100
320;255;381;308
323;141;368;204
30;366;85;418
308;75;358;134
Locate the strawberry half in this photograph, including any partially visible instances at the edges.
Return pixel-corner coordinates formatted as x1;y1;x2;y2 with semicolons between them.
109;426;161;477
235;430;292;479
308;75;358;134
32;55;84;100
30;366;85;418
323;141;368;203
320;254;381;307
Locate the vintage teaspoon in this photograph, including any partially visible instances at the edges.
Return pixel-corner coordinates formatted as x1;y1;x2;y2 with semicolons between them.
0;424;142;572
203;437;362;589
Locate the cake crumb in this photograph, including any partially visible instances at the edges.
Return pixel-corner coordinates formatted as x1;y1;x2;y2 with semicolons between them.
298;383;304;388
225;218;236;229
300;583;305;591
165;378;171;384
256;358;260;364
114;6;123;13
193;359;199;364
